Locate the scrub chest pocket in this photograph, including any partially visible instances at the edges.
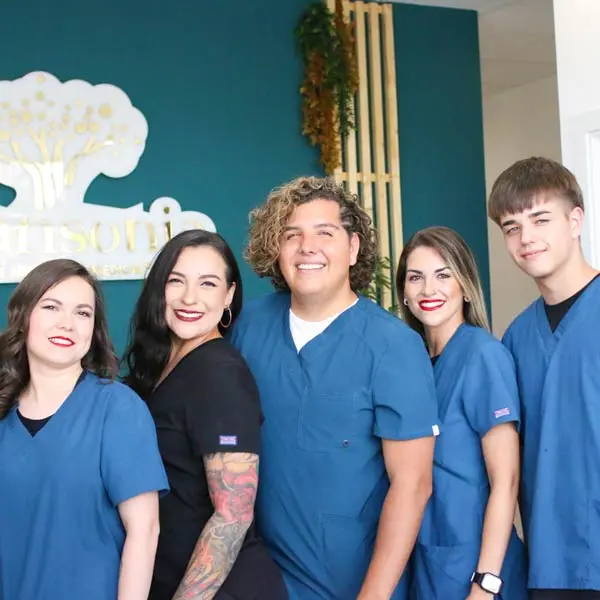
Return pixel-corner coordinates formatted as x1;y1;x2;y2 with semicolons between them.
298;390;364;451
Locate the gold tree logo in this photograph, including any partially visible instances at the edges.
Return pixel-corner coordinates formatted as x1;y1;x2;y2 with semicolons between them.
0;71;216;284
0;72;147;211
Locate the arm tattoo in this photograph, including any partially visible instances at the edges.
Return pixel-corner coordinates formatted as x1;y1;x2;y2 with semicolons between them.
172;452;258;600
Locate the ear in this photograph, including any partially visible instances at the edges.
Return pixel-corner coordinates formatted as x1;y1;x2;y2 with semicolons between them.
225;282;236;308
349;232;360;266
569;206;585;239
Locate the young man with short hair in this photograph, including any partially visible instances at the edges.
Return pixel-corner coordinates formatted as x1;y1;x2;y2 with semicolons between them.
489;157;600;600
230;176;440;600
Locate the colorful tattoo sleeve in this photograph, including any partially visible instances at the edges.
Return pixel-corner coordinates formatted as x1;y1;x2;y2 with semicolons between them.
172;452;258;600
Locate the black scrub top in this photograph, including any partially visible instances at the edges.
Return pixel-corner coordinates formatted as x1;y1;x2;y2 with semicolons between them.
146;338;286;600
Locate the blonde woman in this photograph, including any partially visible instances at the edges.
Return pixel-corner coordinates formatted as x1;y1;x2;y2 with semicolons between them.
397;226;527;600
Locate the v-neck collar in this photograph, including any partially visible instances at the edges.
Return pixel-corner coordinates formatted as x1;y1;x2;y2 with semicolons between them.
535;274;600;349
282;294;363;360
9;371;92;442
432;322;468;374
153;338;224;396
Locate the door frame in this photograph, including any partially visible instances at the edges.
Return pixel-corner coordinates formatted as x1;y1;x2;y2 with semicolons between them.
563;108;600;269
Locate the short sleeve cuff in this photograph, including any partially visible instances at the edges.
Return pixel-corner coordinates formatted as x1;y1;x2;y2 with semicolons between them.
374;422;441;441
477;411;520;438
111;478;170;507
195;437;261;456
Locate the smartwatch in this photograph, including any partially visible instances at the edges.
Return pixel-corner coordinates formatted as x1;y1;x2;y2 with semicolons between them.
470;571;503;595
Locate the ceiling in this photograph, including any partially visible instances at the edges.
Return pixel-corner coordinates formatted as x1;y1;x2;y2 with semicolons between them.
390;0;517;10
391;0;557;96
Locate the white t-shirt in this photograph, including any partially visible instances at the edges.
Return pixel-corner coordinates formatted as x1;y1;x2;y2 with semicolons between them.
289;299;359;352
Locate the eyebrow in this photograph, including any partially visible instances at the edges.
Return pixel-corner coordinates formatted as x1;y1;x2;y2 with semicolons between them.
40;297;94;311
407;266;450;275
169;270;222;281
500;209;552;228
282;223;341;232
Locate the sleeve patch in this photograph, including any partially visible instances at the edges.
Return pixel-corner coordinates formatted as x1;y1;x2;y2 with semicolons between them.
219;435;238;446
494;407;511;419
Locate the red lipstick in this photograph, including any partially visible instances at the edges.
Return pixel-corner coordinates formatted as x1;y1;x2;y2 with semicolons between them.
418;300;446;312
48;336;75;347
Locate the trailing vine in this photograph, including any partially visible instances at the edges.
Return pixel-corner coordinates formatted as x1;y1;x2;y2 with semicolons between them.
295;0;359;174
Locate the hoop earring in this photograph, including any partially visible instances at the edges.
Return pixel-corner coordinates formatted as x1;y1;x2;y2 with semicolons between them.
220;306;232;329
464;296;471;303
403;298;409;306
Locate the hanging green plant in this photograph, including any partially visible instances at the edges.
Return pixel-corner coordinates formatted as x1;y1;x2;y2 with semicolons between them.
295;0;359;174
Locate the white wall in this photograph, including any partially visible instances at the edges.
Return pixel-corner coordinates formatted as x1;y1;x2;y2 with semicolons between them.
554;0;600;268
554;0;600;137
482;76;561;337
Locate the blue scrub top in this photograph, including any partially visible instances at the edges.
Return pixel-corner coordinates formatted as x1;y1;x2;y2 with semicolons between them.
0;372;169;600
503;276;600;590
230;293;440;600
411;324;527;599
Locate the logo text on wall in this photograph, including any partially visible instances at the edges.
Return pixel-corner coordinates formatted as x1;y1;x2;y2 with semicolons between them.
0;71;216;283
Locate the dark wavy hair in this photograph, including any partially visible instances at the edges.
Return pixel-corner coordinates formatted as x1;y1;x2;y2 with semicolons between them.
0;259;118;419
245;176;377;292
122;229;243;399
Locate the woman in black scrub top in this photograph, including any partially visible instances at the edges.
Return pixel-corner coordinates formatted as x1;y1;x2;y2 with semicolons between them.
123;230;288;600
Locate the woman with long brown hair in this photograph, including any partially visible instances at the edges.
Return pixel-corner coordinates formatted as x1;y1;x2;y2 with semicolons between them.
397;227;527;600
0;259;168;600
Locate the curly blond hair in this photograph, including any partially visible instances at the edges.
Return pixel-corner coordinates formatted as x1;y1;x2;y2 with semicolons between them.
245;176;377;292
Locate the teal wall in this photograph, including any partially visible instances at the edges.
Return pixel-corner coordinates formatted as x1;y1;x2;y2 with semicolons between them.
0;0;489;353
394;4;490;308
0;0;319;352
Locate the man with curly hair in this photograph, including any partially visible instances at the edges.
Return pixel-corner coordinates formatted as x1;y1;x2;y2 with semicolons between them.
230;176;440;600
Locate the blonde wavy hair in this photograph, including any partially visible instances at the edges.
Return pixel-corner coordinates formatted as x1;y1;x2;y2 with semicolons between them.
245;176;378;292
396;226;490;340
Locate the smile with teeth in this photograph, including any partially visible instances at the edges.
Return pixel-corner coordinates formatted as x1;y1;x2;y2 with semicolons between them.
49;336;75;347
418;299;446;312
174;309;203;322
297;263;325;271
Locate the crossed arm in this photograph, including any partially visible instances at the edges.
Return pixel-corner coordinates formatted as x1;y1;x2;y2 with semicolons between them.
172;452;259;600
